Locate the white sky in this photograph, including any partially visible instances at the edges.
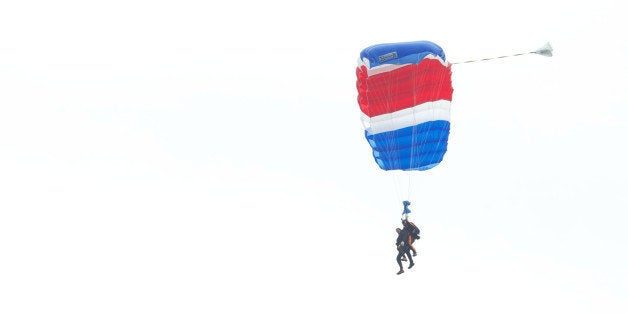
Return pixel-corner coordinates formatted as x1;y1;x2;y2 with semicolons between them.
1;0;627;313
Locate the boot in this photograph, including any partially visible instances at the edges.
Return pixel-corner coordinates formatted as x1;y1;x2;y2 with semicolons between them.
397;269;404;275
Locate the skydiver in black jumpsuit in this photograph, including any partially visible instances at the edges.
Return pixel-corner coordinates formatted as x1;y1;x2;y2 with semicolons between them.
395;227;414;275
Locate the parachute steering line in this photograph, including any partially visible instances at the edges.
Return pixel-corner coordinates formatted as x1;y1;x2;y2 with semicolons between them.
450;42;553;65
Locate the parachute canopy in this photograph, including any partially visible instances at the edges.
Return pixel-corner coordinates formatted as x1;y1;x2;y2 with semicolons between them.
356;41;454;171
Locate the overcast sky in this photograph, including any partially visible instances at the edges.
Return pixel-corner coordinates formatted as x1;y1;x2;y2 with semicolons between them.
1;1;626;313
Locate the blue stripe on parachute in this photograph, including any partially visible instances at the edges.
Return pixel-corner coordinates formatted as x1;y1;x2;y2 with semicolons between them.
365;120;450;171
360;41;446;67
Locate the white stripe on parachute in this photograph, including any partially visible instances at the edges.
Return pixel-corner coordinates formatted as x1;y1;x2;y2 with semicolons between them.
361;100;451;135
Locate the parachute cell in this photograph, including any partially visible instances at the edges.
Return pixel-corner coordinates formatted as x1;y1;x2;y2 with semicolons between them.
356;41;454;171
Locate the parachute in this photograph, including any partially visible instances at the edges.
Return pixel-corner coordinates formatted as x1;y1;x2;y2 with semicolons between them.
355;40;551;206
356;41;454;172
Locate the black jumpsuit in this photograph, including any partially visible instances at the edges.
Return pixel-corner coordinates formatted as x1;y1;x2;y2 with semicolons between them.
396;228;414;269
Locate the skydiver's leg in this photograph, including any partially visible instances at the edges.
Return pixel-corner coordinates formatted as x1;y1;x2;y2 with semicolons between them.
396;251;404;269
396;251;405;274
409;238;417;256
406;250;414;269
